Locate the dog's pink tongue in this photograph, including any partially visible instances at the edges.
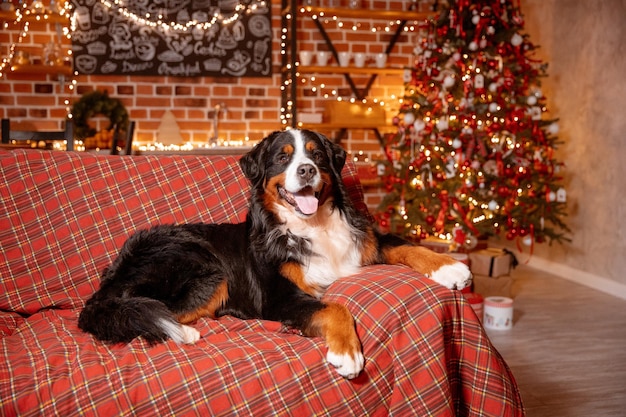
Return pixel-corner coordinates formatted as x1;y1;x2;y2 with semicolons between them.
294;195;319;215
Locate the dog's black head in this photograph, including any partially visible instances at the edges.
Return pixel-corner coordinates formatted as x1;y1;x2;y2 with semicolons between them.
240;129;347;218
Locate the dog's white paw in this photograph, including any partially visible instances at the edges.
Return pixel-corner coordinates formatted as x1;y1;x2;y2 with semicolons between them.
430;262;472;290
327;349;365;379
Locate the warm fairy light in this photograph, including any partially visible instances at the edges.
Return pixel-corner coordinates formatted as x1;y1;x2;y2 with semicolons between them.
94;0;267;32
280;6;430;132
137;138;256;153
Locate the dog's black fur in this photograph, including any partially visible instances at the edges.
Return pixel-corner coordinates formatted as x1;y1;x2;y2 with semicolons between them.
79;129;470;378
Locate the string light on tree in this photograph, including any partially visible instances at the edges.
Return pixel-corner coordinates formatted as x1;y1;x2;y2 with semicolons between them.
377;0;570;249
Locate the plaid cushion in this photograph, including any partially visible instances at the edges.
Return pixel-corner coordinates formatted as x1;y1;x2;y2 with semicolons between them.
0;149;523;415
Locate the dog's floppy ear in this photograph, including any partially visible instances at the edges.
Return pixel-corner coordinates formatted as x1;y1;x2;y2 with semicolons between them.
315;131;346;177
240;130;279;186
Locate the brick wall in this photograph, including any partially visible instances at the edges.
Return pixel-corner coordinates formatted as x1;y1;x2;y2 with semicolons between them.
0;0;434;209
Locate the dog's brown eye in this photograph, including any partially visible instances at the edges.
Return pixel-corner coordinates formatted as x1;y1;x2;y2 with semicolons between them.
277;153;290;164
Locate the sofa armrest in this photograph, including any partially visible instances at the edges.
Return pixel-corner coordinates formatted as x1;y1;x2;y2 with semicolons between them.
323;265;523;415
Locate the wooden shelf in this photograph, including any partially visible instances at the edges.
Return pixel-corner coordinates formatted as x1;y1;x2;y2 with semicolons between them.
299;6;433;21
9;64;73;76
298;122;395;130
280;0;429;144
1;9;71;79
0;10;15;20
297;65;407;75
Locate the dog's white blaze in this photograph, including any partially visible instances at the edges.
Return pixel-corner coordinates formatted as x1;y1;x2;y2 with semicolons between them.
305;207;362;295
283;130;321;192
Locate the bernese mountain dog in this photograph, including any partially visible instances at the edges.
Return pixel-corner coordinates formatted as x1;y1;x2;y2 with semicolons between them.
79;129;471;379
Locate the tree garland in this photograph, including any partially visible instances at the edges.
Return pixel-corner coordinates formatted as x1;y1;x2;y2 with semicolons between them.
71;91;129;140
376;0;570;248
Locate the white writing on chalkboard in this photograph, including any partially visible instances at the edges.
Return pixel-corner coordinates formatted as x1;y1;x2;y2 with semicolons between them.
70;0;272;77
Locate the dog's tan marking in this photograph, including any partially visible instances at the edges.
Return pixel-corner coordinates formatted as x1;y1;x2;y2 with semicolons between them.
280;261;320;297
306;303;358;348
264;173;287;211
359;229;379;266
382;245;456;277
315;172;333;207
177;280;229;324
282;144;294;155
306;302;363;379
305;140;318;153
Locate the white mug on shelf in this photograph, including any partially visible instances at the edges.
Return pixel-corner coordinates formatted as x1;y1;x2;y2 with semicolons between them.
354;53;366;68
316;51;330;66
374;53;387;68
299;50;313;66
338;52;351;67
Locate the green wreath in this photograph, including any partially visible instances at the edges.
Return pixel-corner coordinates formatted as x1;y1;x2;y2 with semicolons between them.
71;90;129;140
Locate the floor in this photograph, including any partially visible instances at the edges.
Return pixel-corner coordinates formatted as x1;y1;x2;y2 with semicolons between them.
485;265;626;417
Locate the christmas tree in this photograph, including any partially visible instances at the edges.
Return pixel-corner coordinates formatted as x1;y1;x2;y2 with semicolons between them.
377;0;570;249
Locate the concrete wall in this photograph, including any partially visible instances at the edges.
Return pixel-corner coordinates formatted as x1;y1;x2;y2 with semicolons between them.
505;0;626;297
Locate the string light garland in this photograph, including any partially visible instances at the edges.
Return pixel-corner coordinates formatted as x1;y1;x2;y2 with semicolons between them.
377;0;570;248
280;6;430;127
0;3;73;72
0;2;78;149
94;0;268;33
0;1;76;117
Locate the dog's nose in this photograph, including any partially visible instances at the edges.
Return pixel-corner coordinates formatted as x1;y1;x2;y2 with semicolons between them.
297;164;317;181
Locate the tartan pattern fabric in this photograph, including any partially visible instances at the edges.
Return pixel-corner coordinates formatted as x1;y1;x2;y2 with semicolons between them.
0;150;524;416
1;150;253;314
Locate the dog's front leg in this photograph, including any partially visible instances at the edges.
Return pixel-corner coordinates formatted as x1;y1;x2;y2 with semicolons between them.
269;290;364;379
276;264;364;378
379;236;472;290
304;302;364;379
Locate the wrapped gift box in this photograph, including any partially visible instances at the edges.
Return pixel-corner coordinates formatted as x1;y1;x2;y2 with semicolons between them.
420;236;453;253
469;248;514;278
473;274;513;298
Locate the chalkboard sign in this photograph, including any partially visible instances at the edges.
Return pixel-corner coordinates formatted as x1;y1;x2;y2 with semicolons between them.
70;0;272;77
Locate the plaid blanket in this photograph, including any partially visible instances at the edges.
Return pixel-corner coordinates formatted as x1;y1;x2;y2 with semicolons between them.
0;150;524;416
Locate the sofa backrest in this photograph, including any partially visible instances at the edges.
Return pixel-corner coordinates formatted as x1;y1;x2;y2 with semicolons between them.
0;149;369;315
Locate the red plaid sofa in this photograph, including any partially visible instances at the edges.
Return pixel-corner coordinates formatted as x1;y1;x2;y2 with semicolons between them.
0;149;524;416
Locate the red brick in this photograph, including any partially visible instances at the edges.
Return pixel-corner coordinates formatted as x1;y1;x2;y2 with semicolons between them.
136;97;171;107
173;97;207;108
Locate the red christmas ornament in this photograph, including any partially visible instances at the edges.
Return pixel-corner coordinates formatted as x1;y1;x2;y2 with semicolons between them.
375;0;569;246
